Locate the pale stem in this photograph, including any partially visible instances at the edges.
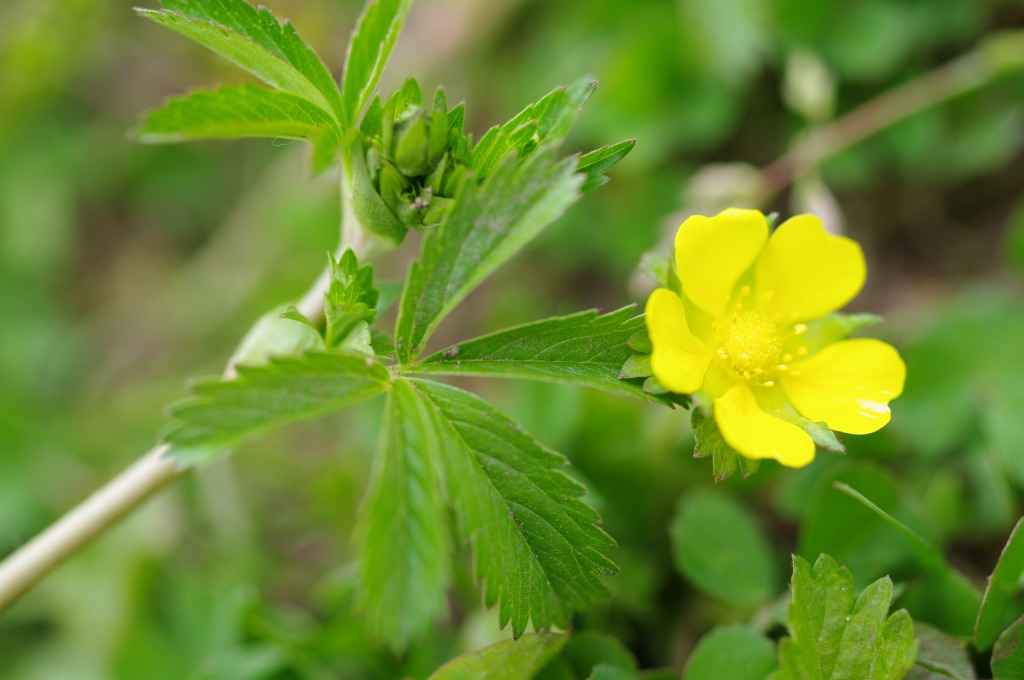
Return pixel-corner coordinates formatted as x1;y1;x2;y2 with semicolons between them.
760;50;993;195
0;162;370;612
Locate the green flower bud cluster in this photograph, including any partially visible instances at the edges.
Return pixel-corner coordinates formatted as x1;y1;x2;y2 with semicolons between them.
349;78;469;245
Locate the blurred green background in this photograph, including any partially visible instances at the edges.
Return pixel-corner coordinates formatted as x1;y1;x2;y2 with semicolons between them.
2;0;1024;677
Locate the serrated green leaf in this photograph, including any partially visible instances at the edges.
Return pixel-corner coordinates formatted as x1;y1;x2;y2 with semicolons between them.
471;79;594;179
428;633;568;680
413;307;667;404
993;614;1024;680
341;0;413;128
132;84;336;144
395;147;582;362
163;352;390;457
158;0;343;123
683;625;777;680
408;378;617;637
357;380;449;648
137;8;335;117
578;139;635;193
908;622;975;680
776;554;917;680
669;489;779;608
976;516;1024;650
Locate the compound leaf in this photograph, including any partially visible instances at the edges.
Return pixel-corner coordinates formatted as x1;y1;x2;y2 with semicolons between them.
414;307;667;404
409;378;617;637
164;351;390;458
776;554;917;680
132;84;335;143
357;380;449;649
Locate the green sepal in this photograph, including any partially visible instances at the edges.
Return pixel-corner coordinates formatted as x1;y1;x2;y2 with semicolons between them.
618;353;652;380
692;408;759;482
393;115;430;176
346;138;407;246
360;95;384;137
627;327;652;354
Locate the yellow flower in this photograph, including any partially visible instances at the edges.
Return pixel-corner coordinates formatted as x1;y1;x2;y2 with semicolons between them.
645;209;905;468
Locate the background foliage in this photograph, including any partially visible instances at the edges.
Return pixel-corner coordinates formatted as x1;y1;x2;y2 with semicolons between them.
1;0;1023;677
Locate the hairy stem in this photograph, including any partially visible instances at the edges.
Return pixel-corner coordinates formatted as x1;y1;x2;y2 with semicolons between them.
0;163;371;612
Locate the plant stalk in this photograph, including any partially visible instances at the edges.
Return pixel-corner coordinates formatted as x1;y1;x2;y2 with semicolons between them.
0;163;369;613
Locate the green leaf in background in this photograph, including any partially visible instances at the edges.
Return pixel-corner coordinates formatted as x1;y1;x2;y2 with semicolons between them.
159;0;343;121
799;465;907;587
409;379;617;637
414;307;666;404
683;625;777;680
428;633;567;680
691;408;761;482
137;7;335;117
976;516;1024;650
132;85;336;144
562;631;638;679
163;352;390;456
831;481;983;637
587;664;637;680
669;488;779;608
356;380;449;648
907;623;976;680
341;0;414;129
776;554;917;680
395;147;583;362
993;615;1024;680
577;140;636;193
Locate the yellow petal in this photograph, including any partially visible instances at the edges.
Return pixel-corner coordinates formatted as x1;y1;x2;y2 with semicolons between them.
645;288;711;393
781;339;906;435
754;214;866;323
675;209;768;316
714;383;816;467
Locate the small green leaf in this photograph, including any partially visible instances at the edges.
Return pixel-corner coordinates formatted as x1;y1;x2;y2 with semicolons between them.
683;625;777;680
157;0;343;122
395;147;582;362
137;9;335;116
908;622;975;680
577;139;635;193
776;554;917;680
132;84;336;144
415;307;667;404
587;665;637;680
669;489;779;608
357;380;449;648
801;313;883;351
428;633;568;680
618;353;651;380
993;615;1024;680
409;378;617;637
341;0;414;128
163;351;390;457
324;249;378;350
976;516;1024;650
563;631;638;678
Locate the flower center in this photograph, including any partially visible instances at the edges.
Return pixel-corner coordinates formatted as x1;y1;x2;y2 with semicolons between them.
716;311;782;382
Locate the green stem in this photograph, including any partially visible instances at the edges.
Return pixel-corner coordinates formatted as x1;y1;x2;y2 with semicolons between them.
0;160;378;612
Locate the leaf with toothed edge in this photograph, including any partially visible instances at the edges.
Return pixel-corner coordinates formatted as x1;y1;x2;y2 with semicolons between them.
408;378;617;638
414;307;672;405
163;351;390;461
